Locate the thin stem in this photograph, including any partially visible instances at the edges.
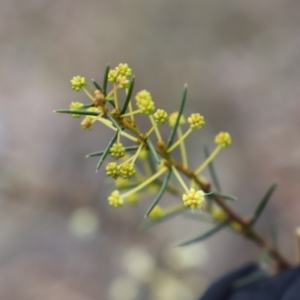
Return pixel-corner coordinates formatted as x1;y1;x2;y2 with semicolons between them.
128;101;134;121
96;117;113;128
122;109;140;117
82;87;94;101
88;83;95;92
98;118;137;142
171;166;188;192
195;145;221;175
167;128;192;153
117;131;121;143
149;115;163;141
106;89;114;99
177;126;188;168
131;143;144;164
113;84;119;109
145;125;156;138
122;167;168;198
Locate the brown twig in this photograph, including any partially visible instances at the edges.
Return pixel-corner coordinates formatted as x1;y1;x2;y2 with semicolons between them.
120;112;291;272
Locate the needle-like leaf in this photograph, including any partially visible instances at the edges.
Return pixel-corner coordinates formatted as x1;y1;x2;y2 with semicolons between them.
178;222;227;247
81;104;94;109
167;84;187;148
86;145;139;158
54;109;99;116
106;112;123;132
102;64;110;96
92;79;103;92
204;144;221;191
250;182;278;226
210;192;237;201
121;77;135;114
95;132;118;172
145;169;172;217
147;139;161;164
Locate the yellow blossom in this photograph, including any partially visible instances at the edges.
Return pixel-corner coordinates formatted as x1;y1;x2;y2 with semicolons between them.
135;90;155;115
70;76;86;91
108;190;123;207
187;113;205;129
182;189;205;209
215;132;232;147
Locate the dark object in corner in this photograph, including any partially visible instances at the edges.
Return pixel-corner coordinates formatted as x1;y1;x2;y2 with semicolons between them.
200;263;300;300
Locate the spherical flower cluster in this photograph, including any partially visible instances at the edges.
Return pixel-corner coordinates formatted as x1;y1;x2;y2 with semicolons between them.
108;63;132;83
108;190;123;207
119;163;136;179
188;113;205;129
215;132;232;147
153;109;169;124
110;143;126;159
115;63;132;77
70;76;86;91
149;205;164;220
182;188;205;209
169;112;186;127
135;90;155;115
212;207;227;222
106;162;120;178
69;102;83;118
108;70;118;82
117;76;129;89
116;63;132;77
81;117;93;130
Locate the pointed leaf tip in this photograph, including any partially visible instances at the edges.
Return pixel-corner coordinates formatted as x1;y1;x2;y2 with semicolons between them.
167;85;188;147
178;222;227;247
250;181;278;226
145;169;172;217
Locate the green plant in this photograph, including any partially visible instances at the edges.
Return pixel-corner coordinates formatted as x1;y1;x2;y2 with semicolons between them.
55;63;290;272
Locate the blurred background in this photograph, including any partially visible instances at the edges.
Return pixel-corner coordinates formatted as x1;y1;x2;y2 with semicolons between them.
1;0;300;299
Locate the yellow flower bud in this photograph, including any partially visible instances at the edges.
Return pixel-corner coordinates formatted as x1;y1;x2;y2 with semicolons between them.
70;76;86;91
135;90;155;115
108;190;123;207
153;109;169;124
182;189;205;209
215;132;232;147
187;113;205;129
